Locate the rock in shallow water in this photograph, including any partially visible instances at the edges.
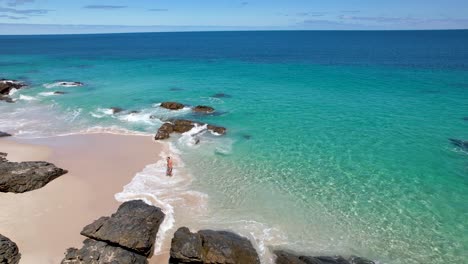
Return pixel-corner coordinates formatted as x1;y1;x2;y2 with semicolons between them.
0;233;21;264
154;119;226;140
169;227;260;264
0;79;26;95
0;155;68;193
80;200;165;257
274;250;375;264
449;138;468;151
193;105;215;113
160;102;185;110
61;238;147;264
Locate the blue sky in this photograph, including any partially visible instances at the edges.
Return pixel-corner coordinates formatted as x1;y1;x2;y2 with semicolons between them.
0;0;467;34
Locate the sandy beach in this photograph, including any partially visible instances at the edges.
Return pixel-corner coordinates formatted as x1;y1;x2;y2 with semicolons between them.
0;133;170;264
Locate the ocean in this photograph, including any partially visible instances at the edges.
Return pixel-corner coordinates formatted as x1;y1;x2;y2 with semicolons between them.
1;30;467;264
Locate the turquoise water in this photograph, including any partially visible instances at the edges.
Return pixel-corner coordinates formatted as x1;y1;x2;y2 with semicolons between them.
1;31;468;263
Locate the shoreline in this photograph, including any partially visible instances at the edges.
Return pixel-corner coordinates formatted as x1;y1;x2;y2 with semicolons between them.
0;133;170;263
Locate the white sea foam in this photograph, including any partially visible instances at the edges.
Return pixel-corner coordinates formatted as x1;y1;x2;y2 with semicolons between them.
8;88;18;96
18;95;38;101
39;92;58;97
43;81;83;88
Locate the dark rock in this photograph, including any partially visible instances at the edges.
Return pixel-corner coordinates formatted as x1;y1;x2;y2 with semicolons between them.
169;87;184;91
0;131;12;137
0;79;26;95
149;115;158;120
81;200;165;257
160;102;185;110
0;233;21;264
0;157;68;193
110;107;124;114
211;93;232;98
349;256;375;264
274;251;374;264
61;238;147;264
0;153;6;162
449;138;468;151
193;105;215;114
155;123;174;140
154;120;227;140
53;91;66;95
129;110;141;114
169;227;260;264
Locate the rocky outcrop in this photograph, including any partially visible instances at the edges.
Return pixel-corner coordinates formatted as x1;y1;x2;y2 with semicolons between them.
160;102;185;110
154;119;226;140
170;227;260;264
80;200;165;257
0;132;12;137
449;138;468;151
0;234;21;264
0;153;68;193
62;200;165;263
193;105;215;114
61;239;148;264
274;250;375;264
0;79;26;95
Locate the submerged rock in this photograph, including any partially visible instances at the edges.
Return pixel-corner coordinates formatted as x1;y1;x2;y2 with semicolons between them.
110;107;124;114
154;119;226;140
160;102;185;110
0;131;12;137
463;117;468;121
0;95;14;103
274;250;375;264
0;234;21;264
56;81;84;87
0;155;68;193
449;138;468;151
211;93;232;98
170;227;260;264
193;105;215;114
61;238;147;264
80;200;165;257
53;91;67;95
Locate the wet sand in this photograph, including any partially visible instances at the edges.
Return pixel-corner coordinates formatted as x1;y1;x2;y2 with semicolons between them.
0;134;169;263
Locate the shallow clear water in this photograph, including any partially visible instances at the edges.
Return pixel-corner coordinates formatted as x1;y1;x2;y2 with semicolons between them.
1;31;467;263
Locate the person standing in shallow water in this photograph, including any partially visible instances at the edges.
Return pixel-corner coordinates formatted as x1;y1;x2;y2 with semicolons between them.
166;157;173;177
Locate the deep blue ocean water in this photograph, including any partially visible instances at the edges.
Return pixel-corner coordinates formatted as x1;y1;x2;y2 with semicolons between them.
1;30;467;263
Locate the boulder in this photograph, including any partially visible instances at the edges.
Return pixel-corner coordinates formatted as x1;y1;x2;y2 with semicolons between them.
61;238;147;264
80;200;165;257
0;156;68;193
160;102;185;110
0;79;26;95
273;251;375;264
449;138;468;151
0;131;12;137
154;120;227;140
193;105;215;114
55;81;84;87
54;91;67;95
0;234;21;264
0;153;6;162
169;227;260;264
155;123;174;140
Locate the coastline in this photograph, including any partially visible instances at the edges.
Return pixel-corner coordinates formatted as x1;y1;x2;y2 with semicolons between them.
0;133;170;263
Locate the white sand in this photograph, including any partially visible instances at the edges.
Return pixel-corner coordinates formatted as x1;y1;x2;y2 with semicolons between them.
0;134;169;264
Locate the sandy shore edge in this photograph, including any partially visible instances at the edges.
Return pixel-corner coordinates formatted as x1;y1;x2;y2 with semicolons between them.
0;134;170;264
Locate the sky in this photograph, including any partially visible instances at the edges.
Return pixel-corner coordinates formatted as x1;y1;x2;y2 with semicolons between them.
0;0;467;34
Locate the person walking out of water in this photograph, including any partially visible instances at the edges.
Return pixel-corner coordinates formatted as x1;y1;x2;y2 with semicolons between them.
166;156;173;177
